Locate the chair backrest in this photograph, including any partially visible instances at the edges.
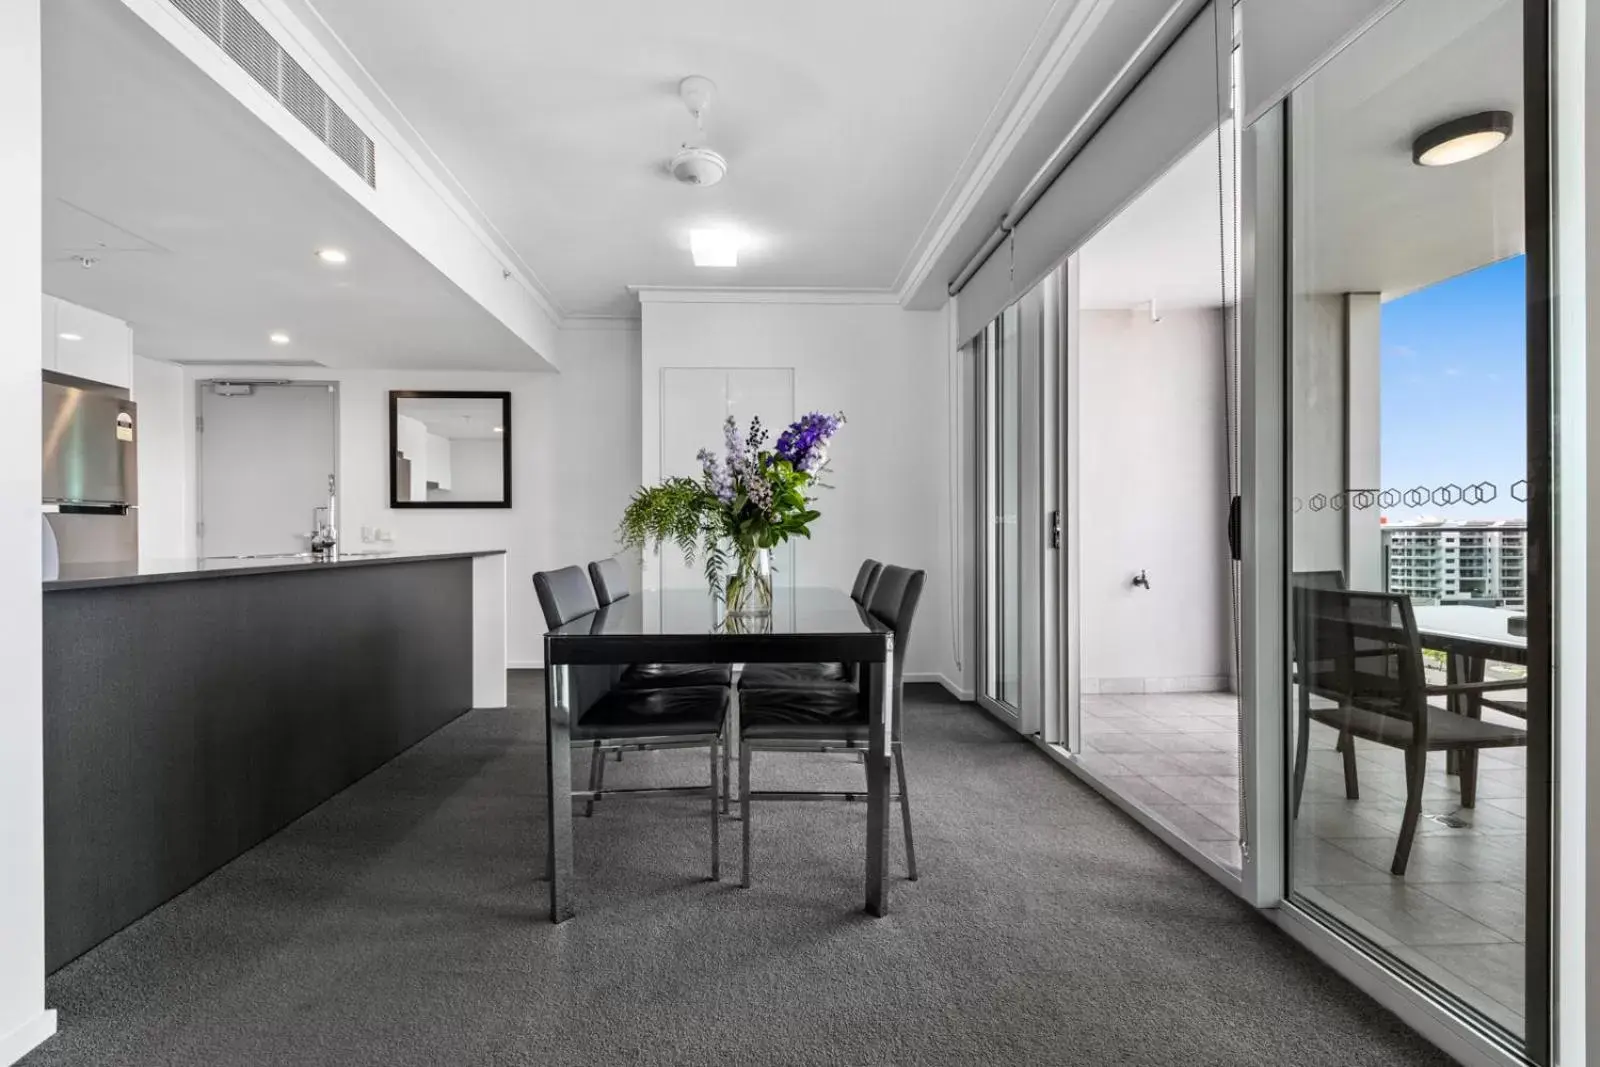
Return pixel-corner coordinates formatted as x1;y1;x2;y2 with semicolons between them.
533;565;599;630
1292;570;1347;591
850;559;883;605
1291;586;1427;745
866;564;926;702
588;557;631;607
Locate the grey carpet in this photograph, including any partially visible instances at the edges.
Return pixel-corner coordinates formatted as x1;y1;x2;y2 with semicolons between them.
22;673;1453;1067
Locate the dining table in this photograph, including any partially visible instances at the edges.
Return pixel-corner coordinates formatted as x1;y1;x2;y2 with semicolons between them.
541;585;893;923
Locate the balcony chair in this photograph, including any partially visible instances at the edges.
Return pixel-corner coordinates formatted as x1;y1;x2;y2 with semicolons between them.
534;565;727;877
1289;586;1527;876
737;563;923;889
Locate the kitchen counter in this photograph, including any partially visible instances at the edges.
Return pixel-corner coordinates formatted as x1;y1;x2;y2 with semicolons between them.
44;548;503;591
42;547;508;970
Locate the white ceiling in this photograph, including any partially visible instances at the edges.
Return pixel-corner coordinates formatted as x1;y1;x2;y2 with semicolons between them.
398;397;507;439
1077;125;1232;311
299;0;1072;317
1294;0;1522;298
42;0;544;371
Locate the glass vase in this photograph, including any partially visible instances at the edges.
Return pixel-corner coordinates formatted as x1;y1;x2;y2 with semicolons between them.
725;545;773;618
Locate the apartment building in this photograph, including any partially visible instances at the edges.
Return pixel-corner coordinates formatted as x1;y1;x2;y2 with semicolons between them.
1383;519;1527;607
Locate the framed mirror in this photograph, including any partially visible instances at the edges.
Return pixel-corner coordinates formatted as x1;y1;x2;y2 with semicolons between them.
389;391;511;508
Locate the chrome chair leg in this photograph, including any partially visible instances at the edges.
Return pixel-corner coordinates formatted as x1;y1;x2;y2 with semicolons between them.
740;743;753;888
584;741;604;817
893;744;918;881
709;735;721;881
722;713;733;815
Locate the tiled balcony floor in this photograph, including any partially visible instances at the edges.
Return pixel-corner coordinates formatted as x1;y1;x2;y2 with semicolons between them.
1078;692;1528;1038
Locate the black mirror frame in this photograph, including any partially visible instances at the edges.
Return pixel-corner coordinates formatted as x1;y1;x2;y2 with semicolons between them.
388;390;512;509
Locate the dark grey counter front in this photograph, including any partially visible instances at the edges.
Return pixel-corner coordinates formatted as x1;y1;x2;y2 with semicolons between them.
44;553;482;970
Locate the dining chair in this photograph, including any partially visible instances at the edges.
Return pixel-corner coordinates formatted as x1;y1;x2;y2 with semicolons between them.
1289;586;1527;876
736;559;882;691
587;557;734;689
534;565;728;877
737;563;924;889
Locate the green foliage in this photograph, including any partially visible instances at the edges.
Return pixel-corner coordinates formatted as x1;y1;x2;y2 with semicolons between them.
617;477;717;566
617;416;838;598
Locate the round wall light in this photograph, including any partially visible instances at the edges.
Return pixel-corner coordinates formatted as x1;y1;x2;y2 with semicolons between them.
1412;111;1514;167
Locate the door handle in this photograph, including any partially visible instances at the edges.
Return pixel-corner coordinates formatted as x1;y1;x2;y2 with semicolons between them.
1049;510;1061;550
1227;495;1242;562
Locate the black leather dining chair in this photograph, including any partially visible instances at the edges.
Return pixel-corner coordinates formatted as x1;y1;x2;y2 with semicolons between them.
1289;586;1527;876
587;557;733;689
534;565;729;877
736;563;924;889
736;559;882;691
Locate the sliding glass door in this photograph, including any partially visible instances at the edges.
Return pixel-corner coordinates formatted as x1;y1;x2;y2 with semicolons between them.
1280;0;1550;1051
979;306;1023;723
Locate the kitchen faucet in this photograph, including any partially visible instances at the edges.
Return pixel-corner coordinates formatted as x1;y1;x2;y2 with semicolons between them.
309;476;338;555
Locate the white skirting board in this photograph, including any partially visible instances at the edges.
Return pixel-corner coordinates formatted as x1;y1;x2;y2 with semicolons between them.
1083;675;1230;695
0;1010;57;1066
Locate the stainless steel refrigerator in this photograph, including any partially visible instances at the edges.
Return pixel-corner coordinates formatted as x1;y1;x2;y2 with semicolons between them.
43;377;138;570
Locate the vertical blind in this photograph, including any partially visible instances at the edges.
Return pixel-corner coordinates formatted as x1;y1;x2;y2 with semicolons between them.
955;1;1230;344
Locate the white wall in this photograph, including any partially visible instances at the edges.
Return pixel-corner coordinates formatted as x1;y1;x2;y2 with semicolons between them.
0;1;54;1061
638;293;949;680
131;354;192;562
434;439;504;501
1078;307;1231;692
150;324;640;667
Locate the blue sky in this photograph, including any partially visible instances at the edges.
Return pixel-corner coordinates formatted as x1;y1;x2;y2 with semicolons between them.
1381;255;1527;521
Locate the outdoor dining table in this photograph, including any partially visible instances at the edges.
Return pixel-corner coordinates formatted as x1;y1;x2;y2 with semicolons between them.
1412;605;1529;776
541;586;894;923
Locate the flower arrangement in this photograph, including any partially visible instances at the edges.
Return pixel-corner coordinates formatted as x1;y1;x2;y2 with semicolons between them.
619;411;845;615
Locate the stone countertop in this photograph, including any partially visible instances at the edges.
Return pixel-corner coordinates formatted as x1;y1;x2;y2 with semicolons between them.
43;549;507;592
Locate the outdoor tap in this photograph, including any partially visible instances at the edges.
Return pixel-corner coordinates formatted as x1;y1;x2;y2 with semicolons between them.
1132;570;1150;590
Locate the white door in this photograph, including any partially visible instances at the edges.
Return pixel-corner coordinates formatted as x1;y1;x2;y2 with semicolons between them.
655;367;795;591
198;382;337;557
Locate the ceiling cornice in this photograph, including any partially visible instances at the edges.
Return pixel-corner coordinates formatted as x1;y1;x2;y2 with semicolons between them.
892;0;1119;307
633;288;904;306
558;315;641;331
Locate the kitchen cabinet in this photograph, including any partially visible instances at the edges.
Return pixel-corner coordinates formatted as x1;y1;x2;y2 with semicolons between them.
43;294;132;390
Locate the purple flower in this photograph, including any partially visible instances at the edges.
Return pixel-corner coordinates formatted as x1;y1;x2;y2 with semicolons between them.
774;411;844;473
697;447;733;504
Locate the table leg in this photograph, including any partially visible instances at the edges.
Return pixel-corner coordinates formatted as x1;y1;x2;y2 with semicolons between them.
865;640;892;917
1445;653;1463;776
545;663;575;923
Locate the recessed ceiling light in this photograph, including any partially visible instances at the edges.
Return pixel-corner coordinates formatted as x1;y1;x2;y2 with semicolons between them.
493;426;504;433
58;332;83;342
690;228;740;267
269;331;292;345
315;248;349;265
1412;111;1514;167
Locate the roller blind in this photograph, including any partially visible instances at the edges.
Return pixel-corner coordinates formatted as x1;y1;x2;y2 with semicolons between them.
956;2;1229;343
1240;0;1397;123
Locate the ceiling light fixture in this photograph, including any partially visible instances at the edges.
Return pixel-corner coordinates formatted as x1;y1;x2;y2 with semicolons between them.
269;331;292;345
58;332;83;342
1412;111;1514;167
315;248;349;265
493;426;504;433
690;228;740;267
670;76;729;187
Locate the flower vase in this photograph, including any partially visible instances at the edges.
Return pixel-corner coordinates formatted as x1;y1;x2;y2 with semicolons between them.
725;546;773;618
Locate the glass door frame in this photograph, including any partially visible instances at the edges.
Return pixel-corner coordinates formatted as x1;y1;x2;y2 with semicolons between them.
1244;0;1559;1057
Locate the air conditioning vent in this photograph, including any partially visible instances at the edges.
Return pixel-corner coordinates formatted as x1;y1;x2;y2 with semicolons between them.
165;0;377;189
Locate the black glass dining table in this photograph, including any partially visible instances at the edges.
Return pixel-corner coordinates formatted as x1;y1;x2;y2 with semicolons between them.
541;586;894;922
